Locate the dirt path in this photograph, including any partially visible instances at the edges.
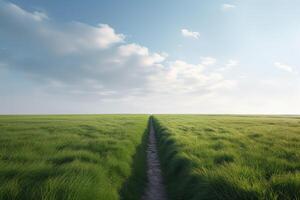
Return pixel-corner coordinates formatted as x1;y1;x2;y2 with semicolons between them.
141;119;168;200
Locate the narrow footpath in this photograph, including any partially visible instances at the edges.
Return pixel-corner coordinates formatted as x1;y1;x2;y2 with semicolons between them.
142;119;168;200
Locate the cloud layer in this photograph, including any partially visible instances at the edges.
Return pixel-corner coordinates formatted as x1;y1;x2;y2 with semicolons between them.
221;4;236;11
181;29;200;39
274;62;295;73
0;1;235;100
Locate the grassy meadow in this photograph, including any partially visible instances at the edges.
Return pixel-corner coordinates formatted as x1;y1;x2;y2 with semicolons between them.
0;115;149;200
1;114;300;200
153;115;300;200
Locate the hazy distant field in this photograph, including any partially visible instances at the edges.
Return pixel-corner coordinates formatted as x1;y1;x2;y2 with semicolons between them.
153;115;300;200
0;115;148;200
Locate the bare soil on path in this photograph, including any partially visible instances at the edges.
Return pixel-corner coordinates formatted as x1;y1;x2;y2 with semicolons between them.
141;119;168;200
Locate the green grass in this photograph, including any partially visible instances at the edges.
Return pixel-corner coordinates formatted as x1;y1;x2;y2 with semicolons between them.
152;115;300;200
2;114;299;200
0;115;149;200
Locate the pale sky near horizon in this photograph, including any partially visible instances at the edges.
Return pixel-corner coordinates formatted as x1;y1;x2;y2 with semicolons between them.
0;0;299;114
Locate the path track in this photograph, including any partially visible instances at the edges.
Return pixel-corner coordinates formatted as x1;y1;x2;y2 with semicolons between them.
142;119;168;200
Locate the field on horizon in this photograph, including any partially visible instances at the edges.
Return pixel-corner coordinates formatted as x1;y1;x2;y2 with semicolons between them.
0;115;149;200
153;115;300;200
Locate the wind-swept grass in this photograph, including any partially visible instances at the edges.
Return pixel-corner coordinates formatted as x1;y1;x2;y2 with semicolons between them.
153;115;300;200
0;115;148;200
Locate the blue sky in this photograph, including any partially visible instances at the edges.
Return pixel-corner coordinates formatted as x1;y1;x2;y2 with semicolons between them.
0;0;299;114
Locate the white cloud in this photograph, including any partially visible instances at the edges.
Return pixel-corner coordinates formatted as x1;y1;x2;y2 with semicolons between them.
181;29;200;39
0;2;125;54
118;43;167;66
217;59;239;71
200;57;217;66
93;24;125;48
226;59;239;68
0;1;236;102
32;11;49;21
118;43;149;57
46;22;125;52
221;4;236;11
148;60;236;94
2;1;49;21
274;62;294;73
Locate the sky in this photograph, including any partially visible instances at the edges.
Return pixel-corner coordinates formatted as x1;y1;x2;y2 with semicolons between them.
0;0;299;114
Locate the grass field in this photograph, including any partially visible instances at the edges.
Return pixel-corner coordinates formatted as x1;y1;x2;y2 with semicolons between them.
153;115;300;200
0;115;149;200
1;114;300;200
